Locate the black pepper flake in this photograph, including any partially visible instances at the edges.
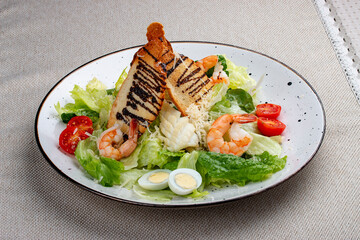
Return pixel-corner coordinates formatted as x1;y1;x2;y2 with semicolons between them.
298;119;301;122
287;82;292;86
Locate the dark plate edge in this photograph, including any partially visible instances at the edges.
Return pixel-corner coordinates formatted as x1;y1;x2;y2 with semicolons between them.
34;41;326;209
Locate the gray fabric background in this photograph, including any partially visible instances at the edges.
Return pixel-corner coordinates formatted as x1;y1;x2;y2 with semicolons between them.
1;0;359;239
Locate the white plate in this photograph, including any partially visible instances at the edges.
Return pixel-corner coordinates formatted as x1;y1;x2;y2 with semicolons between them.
35;42;325;208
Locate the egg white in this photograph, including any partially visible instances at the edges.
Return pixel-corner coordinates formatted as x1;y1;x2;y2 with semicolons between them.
168;168;202;195
138;169;172;190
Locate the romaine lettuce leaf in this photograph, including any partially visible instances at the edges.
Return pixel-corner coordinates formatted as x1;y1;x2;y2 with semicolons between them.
74;130;125;187
196;151;286;186
137;138;169;169
86;77;107;90
121;119;185;170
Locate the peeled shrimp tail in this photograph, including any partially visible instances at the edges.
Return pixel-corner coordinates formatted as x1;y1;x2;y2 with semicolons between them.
207;114;257;156
118;119;139;158
98;119;139;160
195;55;218;72
231;114;257;123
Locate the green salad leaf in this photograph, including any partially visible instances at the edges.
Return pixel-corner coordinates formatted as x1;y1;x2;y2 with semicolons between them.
106;68;128;97
209;88;255;120
121;117;186;170
55;77;114;129
137;138;171;169
196;151;286;186
225;56;256;91
177;151;199;170
133;183;176;202
74;130;125;187
240;122;283;156
119;169;150;190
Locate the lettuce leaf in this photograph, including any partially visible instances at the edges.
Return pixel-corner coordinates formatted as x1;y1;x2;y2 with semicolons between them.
247;133;283;156
121;117;186;170
119;169;149;189
106;68;128;97
196;151;286;186
209;88;255;120
225;57;256;91
137;137;170;169
74;130;125;187
55;78;114;129
177;151;199;170
132;183;176;202
241;122;283;156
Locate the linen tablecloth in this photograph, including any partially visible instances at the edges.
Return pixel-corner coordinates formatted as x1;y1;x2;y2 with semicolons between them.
1;0;359;239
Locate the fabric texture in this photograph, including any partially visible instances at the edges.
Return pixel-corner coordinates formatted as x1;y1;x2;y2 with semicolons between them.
1;0;359;239
314;0;360;103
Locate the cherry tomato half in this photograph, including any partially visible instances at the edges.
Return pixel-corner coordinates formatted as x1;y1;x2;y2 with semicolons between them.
255;103;282;119
257;117;286;136
59;116;93;154
67;116;93;132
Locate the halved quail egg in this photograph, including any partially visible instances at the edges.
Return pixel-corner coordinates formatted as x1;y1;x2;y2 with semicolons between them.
168;168;202;195
138;169;172;190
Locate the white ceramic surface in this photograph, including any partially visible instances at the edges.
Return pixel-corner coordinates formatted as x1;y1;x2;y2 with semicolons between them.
35;42;325;208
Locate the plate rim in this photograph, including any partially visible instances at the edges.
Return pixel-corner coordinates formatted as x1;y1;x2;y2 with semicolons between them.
34;41;326;208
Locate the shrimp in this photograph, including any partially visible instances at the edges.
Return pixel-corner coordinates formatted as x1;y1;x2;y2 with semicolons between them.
195;55;229;85
207;114;257;156
195;55;218;72
98;119;139;160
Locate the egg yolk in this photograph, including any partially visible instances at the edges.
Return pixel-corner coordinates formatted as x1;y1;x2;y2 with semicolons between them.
175;173;196;189
148;172;169;184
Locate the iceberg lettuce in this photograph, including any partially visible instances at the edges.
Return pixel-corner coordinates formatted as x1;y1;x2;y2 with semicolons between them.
55;77;114;129
225;56;256;91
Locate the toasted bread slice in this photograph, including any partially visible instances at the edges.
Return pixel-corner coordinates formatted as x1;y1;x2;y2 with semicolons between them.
164;54;215;116
107;23;172;135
